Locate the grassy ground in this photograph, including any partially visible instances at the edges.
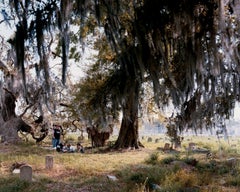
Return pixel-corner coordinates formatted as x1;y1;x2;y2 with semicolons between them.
0;134;240;192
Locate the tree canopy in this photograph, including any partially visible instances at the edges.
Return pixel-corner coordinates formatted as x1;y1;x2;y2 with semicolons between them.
74;0;240;130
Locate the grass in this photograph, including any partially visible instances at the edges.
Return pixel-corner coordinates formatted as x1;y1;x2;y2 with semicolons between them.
0;134;240;192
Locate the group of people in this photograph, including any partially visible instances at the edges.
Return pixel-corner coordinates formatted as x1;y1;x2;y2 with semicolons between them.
56;142;85;153
52;124;84;153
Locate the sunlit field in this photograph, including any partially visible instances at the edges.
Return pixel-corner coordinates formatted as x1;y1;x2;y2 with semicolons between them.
1;134;240;192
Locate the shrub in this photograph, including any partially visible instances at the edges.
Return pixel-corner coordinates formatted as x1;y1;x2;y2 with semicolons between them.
145;152;159;165
161;156;177;164
225;175;240;186
0;176;52;192
119;164;170;191
182;157;198;166
163;169;199;190
130;173;146;183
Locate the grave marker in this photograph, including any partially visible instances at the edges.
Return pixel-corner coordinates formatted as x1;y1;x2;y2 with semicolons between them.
45;155;54;170
20;165;32;182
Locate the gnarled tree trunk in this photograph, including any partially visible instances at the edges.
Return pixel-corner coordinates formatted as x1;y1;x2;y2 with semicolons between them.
114;80;142;149
0;89;47;143
0;91;29;143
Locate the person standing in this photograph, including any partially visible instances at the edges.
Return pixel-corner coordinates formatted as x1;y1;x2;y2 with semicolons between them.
52;124;61;148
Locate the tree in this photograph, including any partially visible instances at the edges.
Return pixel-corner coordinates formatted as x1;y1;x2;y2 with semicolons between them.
75;0;240;149
0;0;74;142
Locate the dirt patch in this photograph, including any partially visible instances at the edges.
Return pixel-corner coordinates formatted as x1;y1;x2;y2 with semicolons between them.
35;164;80;180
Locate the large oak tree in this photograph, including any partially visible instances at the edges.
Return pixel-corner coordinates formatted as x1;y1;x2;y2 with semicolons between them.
74;0;240;148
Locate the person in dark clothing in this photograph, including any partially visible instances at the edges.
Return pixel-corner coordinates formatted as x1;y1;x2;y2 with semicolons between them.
52;124;61;148
56;142;64;152
76;142;85;153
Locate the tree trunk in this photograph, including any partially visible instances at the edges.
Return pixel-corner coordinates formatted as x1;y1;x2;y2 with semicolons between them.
0;91;30;143
0;89;47;143
114;80;142;149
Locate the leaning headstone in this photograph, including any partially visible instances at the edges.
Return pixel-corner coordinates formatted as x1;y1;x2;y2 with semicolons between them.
45;155;54;170
20;165;32;182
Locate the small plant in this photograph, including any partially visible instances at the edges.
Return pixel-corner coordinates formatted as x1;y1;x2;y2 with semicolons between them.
0;177;30;192
161;156;177;164
183;157;198;166
120;164;170;191
145;152;159;165
135;177;149;192
130;173;145;183
225;175;240;186
163;169;199;190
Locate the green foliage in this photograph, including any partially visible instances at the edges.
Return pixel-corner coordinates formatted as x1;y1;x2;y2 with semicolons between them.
81;176;121;192
120;165;169;191
69;46;81;62
130;172;145;183
0;177;47;192
226;175;240;187
163;169;199;191
182;157;198;167
145;152;159;165
71;36;121;128
160;155;178;165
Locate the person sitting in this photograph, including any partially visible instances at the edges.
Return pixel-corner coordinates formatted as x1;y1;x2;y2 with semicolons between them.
56;143;64;152
56;142;81;153
61;143;75;153
76;142;85;153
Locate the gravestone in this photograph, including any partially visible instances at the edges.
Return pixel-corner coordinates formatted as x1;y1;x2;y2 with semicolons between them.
20;165;32;181
45;155;54;170
188;142;196;150
147;137;152;142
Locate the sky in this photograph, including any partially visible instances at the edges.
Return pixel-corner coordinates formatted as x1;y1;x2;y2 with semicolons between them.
0;14;98;83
